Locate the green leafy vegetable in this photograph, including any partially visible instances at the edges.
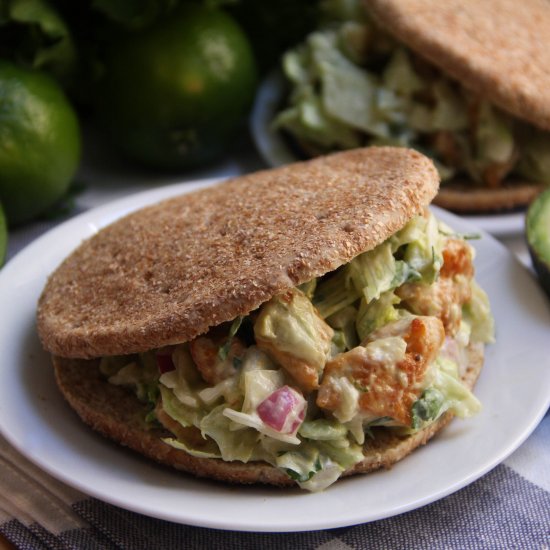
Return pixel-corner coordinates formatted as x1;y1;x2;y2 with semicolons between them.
411;388;446;430
313;266;359;319
355;290;401;341
462;281;495;344
201;405;260;462
326;305;359;351
298;418;348;441
285;459;321;482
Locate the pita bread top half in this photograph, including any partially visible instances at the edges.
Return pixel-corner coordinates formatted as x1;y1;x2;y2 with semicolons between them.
37;147;438;359
368;0;550;130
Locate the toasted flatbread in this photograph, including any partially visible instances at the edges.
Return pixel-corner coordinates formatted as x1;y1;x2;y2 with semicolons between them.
37;147;438;359
52;342;483;486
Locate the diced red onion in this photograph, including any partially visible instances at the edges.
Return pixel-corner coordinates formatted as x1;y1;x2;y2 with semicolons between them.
257;385;306;433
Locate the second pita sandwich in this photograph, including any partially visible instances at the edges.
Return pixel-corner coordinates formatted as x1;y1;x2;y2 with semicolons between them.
37;147;494;491
273;0;550;212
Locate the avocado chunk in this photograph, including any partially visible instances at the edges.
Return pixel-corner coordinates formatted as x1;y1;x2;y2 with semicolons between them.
526;188;550;297
254;288;333;391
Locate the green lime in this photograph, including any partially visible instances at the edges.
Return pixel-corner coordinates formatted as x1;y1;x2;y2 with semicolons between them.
96;4;257;170
0;203;7;265
0;61;81;226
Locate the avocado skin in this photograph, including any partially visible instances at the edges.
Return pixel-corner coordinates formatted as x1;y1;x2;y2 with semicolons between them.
526;188;550;298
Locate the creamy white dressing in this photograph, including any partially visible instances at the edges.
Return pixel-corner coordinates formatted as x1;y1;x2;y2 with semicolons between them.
331;377;360;423
222;409;302;445
364;336;408;388
160;370;200;408
241;370;285;413
197;378;237;406
363;336;407;365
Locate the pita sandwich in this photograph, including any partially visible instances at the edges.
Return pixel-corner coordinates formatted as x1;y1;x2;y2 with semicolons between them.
274;0;550;212
37;147;494;491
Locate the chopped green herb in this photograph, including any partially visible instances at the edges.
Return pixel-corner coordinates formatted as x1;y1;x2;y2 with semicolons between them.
218;316;244;361
285;457;322;482
411;388;445;429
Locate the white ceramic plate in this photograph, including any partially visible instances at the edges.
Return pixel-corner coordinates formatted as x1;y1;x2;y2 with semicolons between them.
250;73;527;237
1;178;549;533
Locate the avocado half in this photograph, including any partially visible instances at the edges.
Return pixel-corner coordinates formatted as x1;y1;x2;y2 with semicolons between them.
526;188;550;298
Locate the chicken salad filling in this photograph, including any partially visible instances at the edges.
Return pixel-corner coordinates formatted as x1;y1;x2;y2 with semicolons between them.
99;211;494;491
273;0;550;190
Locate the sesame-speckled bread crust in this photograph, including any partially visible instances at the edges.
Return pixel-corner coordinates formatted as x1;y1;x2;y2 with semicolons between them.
52;342;483;487
37;147;439;359
368;0;550;130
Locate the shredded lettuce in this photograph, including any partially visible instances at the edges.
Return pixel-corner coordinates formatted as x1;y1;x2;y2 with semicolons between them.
431;81;469;132
298;459;344;492
160;346;204;408
315;439;364;470
298;278;318;300
433;370;481;418
274;88;362;150
326;305;359;352
348;242;396;303
383;48;425;96
462;280;495;343
200;405;260;462
160;386;204;429
355;291;401;341
401;214;444;283
223;408;302;445
412;355;482;430
313;267;359;319
241;369;286;413
276;445;322;482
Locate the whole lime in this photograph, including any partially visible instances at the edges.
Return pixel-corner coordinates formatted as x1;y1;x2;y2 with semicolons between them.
96;4;257;170
0;61;81;225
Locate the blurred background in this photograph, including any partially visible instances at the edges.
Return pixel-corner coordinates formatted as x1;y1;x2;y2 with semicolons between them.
0;0;547;286
0;0;325;259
